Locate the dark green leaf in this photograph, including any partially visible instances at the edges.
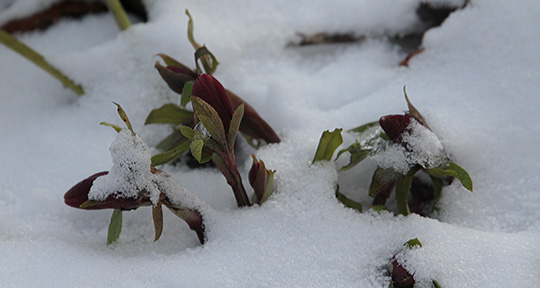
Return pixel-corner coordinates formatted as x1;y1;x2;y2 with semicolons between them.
107;209;122;245
152;204;163;242
191;97;227;148
430;176;444;213
156;129;188;151
369;168;397;198
348;120;379;134
370;205;388;212
426;162;473;192
99;122;122;133
313;129;343;163
227;104;244;149
336;190;362;213
145;103;194;125
395;170;417;216
404;237;422;248
151;138;190;166
113;102;134;134
337;143;369;171
181;81;194;107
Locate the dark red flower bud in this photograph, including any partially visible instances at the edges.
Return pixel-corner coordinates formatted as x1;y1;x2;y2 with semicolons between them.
391;256;415;287
64;171;142;211
379;114;413;142
192;73;235;132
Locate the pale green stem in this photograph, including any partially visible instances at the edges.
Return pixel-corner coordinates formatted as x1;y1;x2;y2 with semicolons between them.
105;0;132;31
0;29;84;95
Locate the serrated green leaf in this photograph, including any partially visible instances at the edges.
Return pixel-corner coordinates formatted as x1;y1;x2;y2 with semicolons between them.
313;128;343;163
112;102;133;134
348;120;379;134
336;190;362;213
191;97;227;148
145;103;194;125
369;168;397;198
152;204;163;242
337;143;369;171
99;122;122;133
227;104;244;149
107;209;122;245
181;81;194;107
151;138;190;166
190;139;205;162
395;170;417;216
404;237;422;248
426;162;473;192
194;46;219;75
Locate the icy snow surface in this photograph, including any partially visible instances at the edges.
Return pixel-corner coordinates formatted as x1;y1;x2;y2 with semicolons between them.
0;0;539;287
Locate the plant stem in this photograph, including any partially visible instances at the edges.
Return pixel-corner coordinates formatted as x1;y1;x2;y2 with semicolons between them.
0;29;84;95
213;151;250;207
105;0;132;31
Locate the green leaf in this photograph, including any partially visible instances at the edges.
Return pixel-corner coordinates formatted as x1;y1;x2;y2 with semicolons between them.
156;53;193;71
395;170;417;216
152;204;163;242
430;176;444;213
336;190;362;213
337;143;369;171
227;104;244;149
313;128;343;163
404;237;423;248
194;46;220;75
107;209;122;245
145;103;194;125
99;122;122;133
151;138;190;166
185;9;200;50
113;102;134;134
348;120;379;134
191;97;227;148
403;86;430;129
370;205;388;212
79;200;97;208
426;162;473;192
433;280;443;288
156;129;187;151
190;139;205;162
180;125;196;140
180;81;194;107
369;168;397;198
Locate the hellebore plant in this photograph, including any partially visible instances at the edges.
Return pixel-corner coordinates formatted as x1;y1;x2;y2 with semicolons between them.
145;10;280;166
315;88;473;216
180;74;276;207
64;103;207;245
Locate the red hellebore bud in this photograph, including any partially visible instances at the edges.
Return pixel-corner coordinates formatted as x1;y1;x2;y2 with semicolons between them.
64;171;142;210
191;73;235;132
391;256;415;287
379;114;414;142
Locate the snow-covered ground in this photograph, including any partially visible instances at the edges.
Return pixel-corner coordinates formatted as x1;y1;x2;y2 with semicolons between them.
0;0;539;287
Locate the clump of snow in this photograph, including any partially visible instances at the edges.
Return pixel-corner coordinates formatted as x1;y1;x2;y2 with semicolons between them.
370;119;447;174
89;129;161;204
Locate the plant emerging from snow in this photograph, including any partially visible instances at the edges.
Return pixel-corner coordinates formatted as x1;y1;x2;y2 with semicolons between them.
64;104;207;244
314;88;473;215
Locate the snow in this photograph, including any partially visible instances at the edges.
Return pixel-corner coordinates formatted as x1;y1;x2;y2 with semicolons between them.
1;0;539;287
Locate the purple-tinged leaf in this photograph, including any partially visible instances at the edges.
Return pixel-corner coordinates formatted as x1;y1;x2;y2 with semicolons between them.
227;104;244;149
313;128;343;163
249;154;275;205
152;204;163;242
